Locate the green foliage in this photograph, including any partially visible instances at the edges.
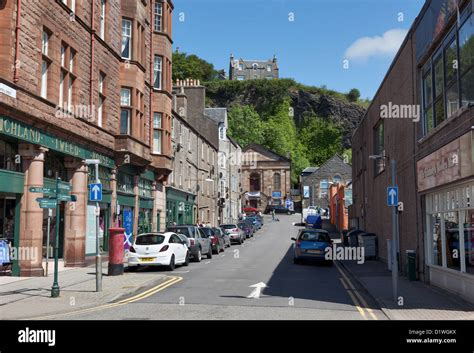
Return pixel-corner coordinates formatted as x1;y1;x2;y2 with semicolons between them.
172;52;220;82
227;105;265;147
299;116;344;166
347;88;361;102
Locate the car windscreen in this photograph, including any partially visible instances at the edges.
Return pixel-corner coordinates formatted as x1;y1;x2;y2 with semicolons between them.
221;224;237;229
136;234;165;245
238;223;247;228
299;232;330;243
200;228;213;237
166;227;192;237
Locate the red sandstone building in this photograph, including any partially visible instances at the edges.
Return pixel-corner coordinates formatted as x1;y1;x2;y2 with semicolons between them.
0;0;174;276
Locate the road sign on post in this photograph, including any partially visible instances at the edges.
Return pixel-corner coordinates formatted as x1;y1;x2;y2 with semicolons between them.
387;186;398;206
89;183;102;202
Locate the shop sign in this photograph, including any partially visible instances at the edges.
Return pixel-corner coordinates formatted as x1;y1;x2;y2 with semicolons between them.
0;116;114;168
0;83;16;99
417;131;473;191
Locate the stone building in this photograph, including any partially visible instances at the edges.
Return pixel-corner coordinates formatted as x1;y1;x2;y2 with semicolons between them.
351;0;474;303
229;54;279;81
0;0;174;276
300;155;352;209
241;144;291;212
204;108;242;224
172;80;219;226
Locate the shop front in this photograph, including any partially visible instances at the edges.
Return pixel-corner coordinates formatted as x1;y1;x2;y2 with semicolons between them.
418;131;474;303
166;187;196;227
0;115;115;276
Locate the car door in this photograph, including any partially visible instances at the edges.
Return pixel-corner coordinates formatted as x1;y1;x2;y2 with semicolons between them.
170;234;186;262
198;228;210;253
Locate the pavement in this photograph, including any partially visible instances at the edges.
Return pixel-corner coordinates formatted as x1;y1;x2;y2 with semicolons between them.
0;262;169;320
322;220;474;320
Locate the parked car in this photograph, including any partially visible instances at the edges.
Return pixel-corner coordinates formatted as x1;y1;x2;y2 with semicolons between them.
213;227;231;249
200;227;222;254
128;232;189;271
238;222;254;238
220;224;246;244
197;227;215;258
291;229;333;266
246;216;262;230
265;205;294;215
166;225;212;262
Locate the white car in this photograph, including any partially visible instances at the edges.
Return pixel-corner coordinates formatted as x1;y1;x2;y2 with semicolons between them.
128;232;190;271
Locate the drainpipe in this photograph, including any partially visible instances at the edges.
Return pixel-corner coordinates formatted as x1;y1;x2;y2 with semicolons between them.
150;1;154;151
13;0;22;83
89;0;95;108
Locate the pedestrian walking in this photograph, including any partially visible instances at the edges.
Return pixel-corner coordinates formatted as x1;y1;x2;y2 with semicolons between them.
272;208;275;221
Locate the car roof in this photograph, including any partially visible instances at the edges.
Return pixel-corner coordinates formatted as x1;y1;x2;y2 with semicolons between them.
299;229;329;234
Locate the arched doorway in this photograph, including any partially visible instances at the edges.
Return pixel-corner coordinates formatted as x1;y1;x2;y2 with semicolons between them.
249;172;260;192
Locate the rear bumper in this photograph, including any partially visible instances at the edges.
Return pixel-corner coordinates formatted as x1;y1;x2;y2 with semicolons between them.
128;254;171;266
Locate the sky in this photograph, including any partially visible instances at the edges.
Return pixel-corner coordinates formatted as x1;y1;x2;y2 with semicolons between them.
172;0;426;99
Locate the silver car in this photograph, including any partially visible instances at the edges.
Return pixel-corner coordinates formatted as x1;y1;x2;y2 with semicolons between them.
220;224;245;244
166;225;212;262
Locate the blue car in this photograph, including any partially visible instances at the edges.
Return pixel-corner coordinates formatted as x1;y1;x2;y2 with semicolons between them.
246;216;262;230
291;229;333;266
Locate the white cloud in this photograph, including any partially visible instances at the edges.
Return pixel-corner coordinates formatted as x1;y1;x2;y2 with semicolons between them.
344;29;408;62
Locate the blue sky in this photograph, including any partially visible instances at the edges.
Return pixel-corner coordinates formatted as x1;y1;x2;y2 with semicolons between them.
172;0;426;99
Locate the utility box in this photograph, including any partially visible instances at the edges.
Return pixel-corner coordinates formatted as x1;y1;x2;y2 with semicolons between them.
406;250;417;281
358;233;377;259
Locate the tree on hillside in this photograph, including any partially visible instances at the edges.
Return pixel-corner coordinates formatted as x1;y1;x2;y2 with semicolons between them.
299;116;344;166
227;105;265;147
172;52;220;82
347;88;361;102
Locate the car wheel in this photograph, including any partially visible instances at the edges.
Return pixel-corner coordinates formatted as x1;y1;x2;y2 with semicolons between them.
326;260;333;267
183;252;190;266
221;244;225;252
167;255;175;271
207;246;213;259
127;265;138;272
194;249;202;263
293;257;300;265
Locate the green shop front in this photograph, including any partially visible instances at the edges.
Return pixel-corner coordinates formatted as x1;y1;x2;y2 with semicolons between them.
0;115;115;276
166;187;196;227
117;166;156;249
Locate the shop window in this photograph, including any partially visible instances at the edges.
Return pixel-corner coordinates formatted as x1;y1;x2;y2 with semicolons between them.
88;166;111;190
0;141;21;172
44;154;67;180
117;173;134;194
139;178;153;198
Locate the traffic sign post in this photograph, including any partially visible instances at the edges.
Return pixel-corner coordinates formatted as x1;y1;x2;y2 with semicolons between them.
86;160;103;293
388;160;399;303
32;179;77;297
387;186;399;206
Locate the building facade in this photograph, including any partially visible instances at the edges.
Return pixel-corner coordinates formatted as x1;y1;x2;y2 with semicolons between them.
241;144;291;212
204;108;242;224
300;155;352;209
351;0;474;302
172;80;219;226
229;54;279;81
0;0;174;276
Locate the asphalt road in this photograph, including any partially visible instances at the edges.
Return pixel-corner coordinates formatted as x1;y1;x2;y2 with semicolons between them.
63;214;387;320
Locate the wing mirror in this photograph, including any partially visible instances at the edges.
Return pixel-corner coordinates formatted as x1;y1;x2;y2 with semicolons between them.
291;237;297;241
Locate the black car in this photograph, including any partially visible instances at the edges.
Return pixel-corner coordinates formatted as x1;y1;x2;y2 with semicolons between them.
266;205;294;215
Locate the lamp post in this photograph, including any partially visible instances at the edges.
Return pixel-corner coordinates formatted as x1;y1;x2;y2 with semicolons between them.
85;159;102;292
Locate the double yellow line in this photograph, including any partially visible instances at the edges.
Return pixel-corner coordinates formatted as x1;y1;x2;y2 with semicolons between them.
31;276;182;320
335;262;378;320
